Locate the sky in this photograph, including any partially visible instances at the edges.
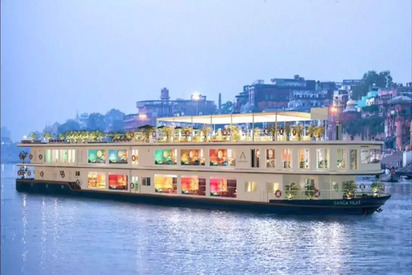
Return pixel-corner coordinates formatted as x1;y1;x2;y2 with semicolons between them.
1;0;411;141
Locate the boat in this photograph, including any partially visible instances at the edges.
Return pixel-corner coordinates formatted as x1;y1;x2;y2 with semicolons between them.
16;108;391;215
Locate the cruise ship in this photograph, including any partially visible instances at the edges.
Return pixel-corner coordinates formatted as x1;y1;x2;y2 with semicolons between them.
16;108;390;215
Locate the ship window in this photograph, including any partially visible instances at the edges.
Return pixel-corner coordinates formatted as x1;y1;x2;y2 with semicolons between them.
266;182;280;193
154;174;177;194
209;149;236;167
316;149;329;169
266;149;275;168
350;149;358;170
60;149;76;163
337;149;347;169
131;176;139;192
245;181;257;192
282;149;292;169
52;149;59;163
299;149;309;169
154;149;177;165
108;149;128;164
75;171;80;176
131;149;139;165
88;149;106;164
251;149;260;168
142;177;151;186
44;149;52;163
87;172;106;189
361;148;381;164
181;175;206;196
181;149;205;166
108;174;128;190
210;177;237;198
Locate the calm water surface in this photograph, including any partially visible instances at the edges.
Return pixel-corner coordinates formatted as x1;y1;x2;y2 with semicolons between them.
1;164;412;274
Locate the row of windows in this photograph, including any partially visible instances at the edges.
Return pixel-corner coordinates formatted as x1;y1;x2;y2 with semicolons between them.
43;147;380;170
87;172;238;198
85;172;358;199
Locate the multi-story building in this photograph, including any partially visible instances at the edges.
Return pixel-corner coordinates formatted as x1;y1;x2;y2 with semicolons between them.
235;75;331;113
125;88;217;129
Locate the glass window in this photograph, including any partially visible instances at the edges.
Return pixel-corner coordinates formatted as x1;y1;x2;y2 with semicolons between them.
60;149;76;163
52;150;59;163
108;174;128;190
337;149;347;169
87;172;106;189
361;149;369;164
88;149;106;163
245;181;257;192
298;149;309;169
251;149;260;168
154;149;177;165
350;149;358;170
44;149;51;163
142;177;151;186
131;149;139;165
154;174;177;194
282;149;292;169
266;182;280;193
369;149;381;163
181;149;205;166
109;149;128;164
316;149;329;169
266;149;275;168
209;149;236;166
181;176;206;196
131;176;139;192
210;177;237;198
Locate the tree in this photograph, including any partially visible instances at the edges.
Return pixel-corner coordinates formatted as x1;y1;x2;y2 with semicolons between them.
58;120;80;134
105;109;125;132
352;70;394;100
221;101;234;114
87;113;106;131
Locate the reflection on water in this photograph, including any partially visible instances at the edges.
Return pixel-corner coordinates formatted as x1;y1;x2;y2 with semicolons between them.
1;165;412;274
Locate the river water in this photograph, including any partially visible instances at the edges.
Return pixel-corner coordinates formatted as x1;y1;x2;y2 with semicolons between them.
1;164;411;274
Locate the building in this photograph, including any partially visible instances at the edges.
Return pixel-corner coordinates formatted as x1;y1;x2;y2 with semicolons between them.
235;75;328;113
127;88;217;128
385;95;412;151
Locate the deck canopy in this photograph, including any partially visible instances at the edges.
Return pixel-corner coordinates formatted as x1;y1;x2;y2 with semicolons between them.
157;108;328;125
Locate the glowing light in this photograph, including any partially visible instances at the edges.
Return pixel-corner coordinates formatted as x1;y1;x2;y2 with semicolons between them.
330;106;338;114
138;113;147;120
192;92;201;101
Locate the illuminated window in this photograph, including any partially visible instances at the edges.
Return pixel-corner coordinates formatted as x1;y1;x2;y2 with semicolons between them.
131;149;139;165
44;149;51;163
154;149;177;165
298;149;309;169
87;172;106;189
337;149;346;169
181;149;205;166
52;150;59;163
209;149;236;167
108;174;128;190
266;182;280;193
316;149;329;169
266;149;275;168
154;174;177;194
210;177;237;198
131;176;139;192
282;149;292;169
108;149;128;164
245;181;257;192
350;150;358;170
181;175;206;196
59;149;76;163
88;149;106;163
251;149;260;168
